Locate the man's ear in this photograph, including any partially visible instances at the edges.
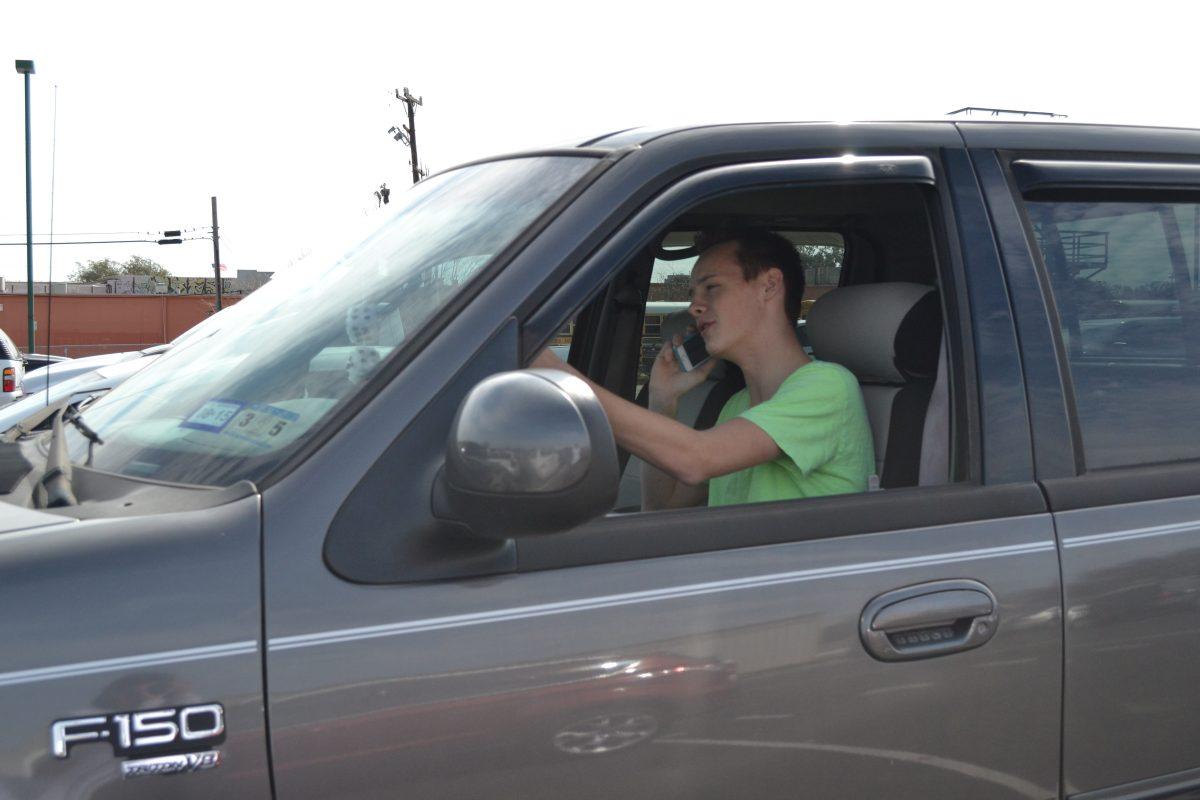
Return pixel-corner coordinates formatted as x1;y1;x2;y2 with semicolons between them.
763;267;784;301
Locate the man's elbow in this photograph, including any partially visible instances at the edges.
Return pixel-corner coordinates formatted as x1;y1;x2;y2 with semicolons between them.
674;464;709;487
666;442;716;486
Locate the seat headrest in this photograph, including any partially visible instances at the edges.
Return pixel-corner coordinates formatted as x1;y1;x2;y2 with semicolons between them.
659;310;727;380
806;283;941;383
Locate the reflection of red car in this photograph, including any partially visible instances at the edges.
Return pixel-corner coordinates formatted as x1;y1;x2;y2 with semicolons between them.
542;653;737;755
273;652;736;781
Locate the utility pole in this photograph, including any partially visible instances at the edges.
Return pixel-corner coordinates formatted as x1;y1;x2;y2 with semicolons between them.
211;196;223;311
15;60;36;352
389;87;426;184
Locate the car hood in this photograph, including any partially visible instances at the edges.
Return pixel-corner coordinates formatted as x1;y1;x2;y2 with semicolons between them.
0;355;161;433
22;350;142;395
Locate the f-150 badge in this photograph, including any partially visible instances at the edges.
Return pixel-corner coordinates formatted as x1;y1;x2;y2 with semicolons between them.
51;704;224;777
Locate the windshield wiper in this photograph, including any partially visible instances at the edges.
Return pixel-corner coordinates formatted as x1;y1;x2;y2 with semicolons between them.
64;408;104;465
35;409;77;508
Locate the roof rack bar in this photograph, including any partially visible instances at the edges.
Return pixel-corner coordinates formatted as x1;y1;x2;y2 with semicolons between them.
947;106;1067;119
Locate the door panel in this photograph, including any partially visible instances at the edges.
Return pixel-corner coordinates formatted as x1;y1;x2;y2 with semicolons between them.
971;149;1200;796
266;493;1060;800
1057;495;1200;796
262;141;1062;799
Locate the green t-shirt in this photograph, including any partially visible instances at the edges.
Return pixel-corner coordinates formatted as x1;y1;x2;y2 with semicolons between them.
708;360;875;507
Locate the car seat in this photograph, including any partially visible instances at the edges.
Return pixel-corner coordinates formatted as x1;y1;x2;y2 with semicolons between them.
805;282;943;489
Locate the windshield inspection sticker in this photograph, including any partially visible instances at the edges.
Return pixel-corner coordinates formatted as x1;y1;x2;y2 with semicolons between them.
181;399;245;432
219;403;301;450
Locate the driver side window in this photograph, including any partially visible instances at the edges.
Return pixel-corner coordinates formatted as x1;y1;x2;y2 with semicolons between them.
577;182;954;515
612;232;847;511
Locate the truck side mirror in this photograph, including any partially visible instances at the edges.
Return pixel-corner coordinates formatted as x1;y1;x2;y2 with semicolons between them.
441;369;618;539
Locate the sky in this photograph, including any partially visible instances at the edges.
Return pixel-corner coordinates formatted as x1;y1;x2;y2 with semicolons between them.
3;0;1198;282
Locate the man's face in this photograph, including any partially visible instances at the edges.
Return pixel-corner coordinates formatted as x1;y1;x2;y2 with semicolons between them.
688;242;771;359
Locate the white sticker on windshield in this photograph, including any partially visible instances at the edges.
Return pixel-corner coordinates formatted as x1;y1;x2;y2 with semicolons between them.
219;403;301;450
181;399;244;432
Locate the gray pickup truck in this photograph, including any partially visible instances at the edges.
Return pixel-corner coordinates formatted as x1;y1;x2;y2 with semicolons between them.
4;121;1200;800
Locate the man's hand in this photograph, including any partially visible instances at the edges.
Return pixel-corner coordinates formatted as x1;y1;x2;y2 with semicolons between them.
648;333;717;414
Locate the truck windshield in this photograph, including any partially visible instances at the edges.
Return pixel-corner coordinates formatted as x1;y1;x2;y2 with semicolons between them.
65;155;597;487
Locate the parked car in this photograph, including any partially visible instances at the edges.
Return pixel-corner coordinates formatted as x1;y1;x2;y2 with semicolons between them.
6;121;1200;800
7;309;245;437
0;328;25;406
20;353;71;373
21;307;235;399
0;354;162;435
22;347;154;397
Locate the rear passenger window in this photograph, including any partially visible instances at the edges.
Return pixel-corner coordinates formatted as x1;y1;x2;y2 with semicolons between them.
1026;196;1200;468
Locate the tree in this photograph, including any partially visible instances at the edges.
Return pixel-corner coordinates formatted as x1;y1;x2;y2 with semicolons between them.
70;258;122;283
122;256;172;280
70;256;171;283
660;273;692;301
798;244;844;287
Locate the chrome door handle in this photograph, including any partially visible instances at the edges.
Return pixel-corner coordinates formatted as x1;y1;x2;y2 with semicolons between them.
860;579;999;662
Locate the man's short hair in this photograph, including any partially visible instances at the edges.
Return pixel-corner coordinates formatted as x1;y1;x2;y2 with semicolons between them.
694;227;806;322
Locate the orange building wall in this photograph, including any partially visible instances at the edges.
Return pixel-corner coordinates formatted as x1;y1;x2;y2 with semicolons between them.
0;294;243;357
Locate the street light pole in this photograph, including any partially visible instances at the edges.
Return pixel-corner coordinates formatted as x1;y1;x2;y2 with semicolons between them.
15;60;35;352
211;196;222;311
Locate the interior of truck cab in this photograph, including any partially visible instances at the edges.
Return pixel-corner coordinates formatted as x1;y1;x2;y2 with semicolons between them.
557;180;965;513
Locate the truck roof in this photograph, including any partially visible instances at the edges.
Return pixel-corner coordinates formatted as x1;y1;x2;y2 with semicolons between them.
581;120;1200;149
436;120;1200;183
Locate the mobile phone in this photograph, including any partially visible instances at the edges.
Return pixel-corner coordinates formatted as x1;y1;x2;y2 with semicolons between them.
672;331;711;372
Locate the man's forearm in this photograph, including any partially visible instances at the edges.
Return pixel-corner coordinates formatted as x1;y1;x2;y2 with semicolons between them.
531;355;773;488
640;402;681;511
534;362;704;484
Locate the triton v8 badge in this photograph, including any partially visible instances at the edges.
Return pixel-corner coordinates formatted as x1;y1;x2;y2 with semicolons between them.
51;704;225;778
120;750;221;779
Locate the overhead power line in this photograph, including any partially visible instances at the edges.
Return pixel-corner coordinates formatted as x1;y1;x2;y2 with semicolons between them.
0;230;147;237
0;226;208;237
0;239;158;246
0;236;211;246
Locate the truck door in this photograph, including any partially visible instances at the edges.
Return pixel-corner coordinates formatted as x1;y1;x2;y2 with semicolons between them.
970;139;1200;798
262;132;1064;799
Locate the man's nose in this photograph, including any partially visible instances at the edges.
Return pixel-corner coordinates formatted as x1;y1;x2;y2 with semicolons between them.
688;300;704;317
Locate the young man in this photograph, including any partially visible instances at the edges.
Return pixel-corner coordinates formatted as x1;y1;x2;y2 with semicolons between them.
534;228;874;510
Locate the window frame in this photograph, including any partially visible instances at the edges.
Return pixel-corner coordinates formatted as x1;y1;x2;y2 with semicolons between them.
321;144;1035;585
515;153;1007;570
1006;155;1200;479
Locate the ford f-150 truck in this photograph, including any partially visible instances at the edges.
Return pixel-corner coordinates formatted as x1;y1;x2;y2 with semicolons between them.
4;121;1200;799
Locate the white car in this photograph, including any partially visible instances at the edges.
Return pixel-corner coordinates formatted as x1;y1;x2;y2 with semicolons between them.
20;345;168;397
21;305;237;397
0;355;161;435
0;329;25;406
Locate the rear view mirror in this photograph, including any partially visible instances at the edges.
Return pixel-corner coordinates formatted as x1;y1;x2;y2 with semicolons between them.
441;369;618;538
